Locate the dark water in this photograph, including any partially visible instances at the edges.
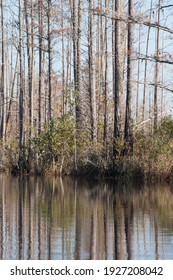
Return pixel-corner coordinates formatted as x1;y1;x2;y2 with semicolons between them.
0;174;173;260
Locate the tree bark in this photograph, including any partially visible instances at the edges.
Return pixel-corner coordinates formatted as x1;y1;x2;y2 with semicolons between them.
38;0;43;133
89;0;97;142
113;0;125;154
124;0;134;150
154;0;161;130
6;54;18;134
104;0;109;145
48;0;52;122
24;0;33;138
0;0;6;142
142;0;153;124
19;0;24;148
72;0;82;125
61;0;65;116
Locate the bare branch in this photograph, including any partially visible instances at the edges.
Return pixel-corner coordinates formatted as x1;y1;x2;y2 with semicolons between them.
93;8;173;35
161;5;173;10
135;80;173;93
137;53;173;65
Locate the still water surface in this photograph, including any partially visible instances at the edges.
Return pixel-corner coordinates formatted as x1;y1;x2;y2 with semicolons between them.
0;174;173;260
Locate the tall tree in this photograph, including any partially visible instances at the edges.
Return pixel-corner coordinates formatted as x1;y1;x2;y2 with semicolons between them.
0;0;6;142
77;0;82;117
38;0;44;133
88;0;97;142
19;0;24;148
72;0;82;125
136;23;141;123
24;0;33;138
113;0;125;155
47;0;52;122
142;0;153;124
104;0;109;145
61;0;65;116
124;0;134;149
154;0;161;129
6;54;18;134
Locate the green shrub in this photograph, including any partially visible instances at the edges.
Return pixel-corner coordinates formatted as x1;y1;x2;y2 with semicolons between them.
32;114;76;173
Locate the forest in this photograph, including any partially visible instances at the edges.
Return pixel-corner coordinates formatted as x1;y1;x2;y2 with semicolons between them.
0;0;173;181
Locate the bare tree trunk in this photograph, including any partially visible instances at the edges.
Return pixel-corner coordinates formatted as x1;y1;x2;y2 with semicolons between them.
154;0;161;130
104;0;108;145
72;0;82;125
161;30;164;117
5;27;9;136
6;54;18;133
142;0;153;124
24;0;33;139
38;0;43;133
77;0;82;110
19;0;24;148
43;52;47;125
72;0;77;105
136;24;141;123
0;0;6;142
113;0;124;154
66;20;72;112
89;0;97;142
47;0;52;122
124;0;134;150
96;0;102;139
112;0;115;134
61;0;65;116
31;2;34;136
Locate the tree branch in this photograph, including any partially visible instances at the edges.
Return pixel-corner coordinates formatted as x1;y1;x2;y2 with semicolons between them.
93;8;173;35
161;5;173;10
137;53;173;65
135;80;173;93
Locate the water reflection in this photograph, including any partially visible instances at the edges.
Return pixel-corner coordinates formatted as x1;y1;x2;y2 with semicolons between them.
0;174;173;259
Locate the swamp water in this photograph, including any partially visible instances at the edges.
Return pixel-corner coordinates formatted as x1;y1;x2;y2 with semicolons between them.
0;174;173;260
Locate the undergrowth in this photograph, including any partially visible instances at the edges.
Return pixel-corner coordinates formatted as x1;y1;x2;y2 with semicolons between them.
1;115;173;183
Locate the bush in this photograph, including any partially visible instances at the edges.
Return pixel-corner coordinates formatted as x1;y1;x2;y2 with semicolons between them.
158;116;173;138
32;114;76;173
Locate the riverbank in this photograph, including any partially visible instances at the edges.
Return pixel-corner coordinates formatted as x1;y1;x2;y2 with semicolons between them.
1;117;173;184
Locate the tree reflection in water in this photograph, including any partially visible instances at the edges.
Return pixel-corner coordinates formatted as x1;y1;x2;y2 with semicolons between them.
0;174;173;259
